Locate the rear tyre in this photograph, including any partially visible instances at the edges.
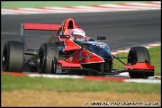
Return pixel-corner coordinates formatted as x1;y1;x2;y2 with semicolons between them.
2;41;24;72
37;43;59;74
128;46;151;78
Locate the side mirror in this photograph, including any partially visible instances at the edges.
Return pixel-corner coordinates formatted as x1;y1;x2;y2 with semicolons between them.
59;35;70;38
97;36;106;40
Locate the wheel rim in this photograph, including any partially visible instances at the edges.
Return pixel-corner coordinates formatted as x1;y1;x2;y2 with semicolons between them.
2;47;7;70
53;57;57;73
37;49;45;72
53;60;56;73
128;52;136;65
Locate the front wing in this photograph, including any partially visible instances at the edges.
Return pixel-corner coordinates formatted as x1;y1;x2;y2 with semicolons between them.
55;61;154;78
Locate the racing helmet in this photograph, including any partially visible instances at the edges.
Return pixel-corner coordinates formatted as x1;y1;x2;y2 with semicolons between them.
70;28;86;41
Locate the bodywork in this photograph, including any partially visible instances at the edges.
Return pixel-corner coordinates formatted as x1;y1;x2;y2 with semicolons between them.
18;18;154;77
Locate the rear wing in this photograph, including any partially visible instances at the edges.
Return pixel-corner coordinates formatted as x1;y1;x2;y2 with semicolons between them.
22;23;80;31
20;23;60;55
23;23;60;31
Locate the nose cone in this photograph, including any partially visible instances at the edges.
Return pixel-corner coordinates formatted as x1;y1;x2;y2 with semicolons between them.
89;43;113;62
98;49;113;62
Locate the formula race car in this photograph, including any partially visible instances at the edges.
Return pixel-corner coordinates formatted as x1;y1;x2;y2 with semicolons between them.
2;18;154;78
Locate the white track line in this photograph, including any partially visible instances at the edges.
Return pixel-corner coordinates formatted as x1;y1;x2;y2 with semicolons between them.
124;79;161;83
27;73;161;84
1;1;161;15
28;74;84;79
111;42;161;55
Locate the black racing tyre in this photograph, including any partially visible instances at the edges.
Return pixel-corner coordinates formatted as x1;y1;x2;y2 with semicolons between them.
93;63;104;73
104;61;113;72
128;46;150;78
2;41;24;72
128;46;150;64
37;43;59;74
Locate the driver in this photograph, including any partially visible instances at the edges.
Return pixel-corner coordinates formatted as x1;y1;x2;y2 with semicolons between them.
70;28;89;41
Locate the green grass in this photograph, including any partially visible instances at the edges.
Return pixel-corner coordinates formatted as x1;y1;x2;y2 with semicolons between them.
1;74;160;94
1;1;147;9
113;46;161;75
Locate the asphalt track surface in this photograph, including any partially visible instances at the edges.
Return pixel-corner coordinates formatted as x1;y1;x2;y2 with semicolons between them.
1;10;161;75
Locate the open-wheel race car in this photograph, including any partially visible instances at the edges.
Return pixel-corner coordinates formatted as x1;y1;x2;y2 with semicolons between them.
2;18;154;78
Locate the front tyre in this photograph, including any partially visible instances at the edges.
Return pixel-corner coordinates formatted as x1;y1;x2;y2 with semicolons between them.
37;43;59;74
2;41;24;72
128;46;151;78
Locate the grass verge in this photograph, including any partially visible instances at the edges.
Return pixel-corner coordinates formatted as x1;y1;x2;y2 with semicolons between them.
1;74;160;93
